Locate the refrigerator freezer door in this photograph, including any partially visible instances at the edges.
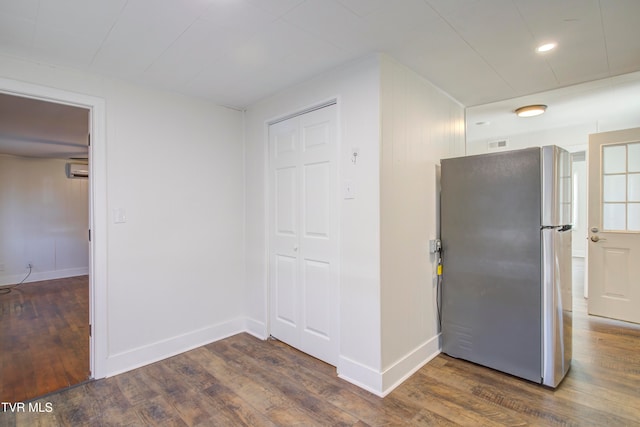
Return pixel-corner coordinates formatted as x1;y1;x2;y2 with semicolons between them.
541;222;573;386
441;148;543;383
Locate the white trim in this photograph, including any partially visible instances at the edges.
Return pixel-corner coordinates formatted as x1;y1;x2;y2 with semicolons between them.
0;77;107;379
245;318;268;339
339;334;441;397
0;267;89;286
338;356;384;396
105;319;245;377
380;334;441;395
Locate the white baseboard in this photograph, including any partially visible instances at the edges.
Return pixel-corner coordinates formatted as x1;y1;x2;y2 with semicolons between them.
103;318;245;377
338;356;384;396
338;334;441;397
0;267;88;287
245;317;268;339
380;334;440;396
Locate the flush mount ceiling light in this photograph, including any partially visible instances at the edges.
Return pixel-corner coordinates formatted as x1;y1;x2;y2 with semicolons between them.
536;42;557;53
515;104;547;117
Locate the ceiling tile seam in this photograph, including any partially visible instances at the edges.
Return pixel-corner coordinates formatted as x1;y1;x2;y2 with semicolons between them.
140;15;208;76
597;0;612;76
87;0;130;68
512;0;559;85
422;0;517;94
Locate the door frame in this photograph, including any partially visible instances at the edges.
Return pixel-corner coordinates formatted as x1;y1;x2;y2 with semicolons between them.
587;127;640;323
264;97;341;357
0;77;107;379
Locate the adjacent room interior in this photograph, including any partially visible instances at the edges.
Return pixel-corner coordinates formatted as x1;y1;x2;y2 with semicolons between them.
0;93;91;401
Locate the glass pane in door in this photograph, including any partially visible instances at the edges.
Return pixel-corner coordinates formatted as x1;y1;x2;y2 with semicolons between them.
629;174;640;202
603;145;626;173
603;203;625;230
603;175;626;202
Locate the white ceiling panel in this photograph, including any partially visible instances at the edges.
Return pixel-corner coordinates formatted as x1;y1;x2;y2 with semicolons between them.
601;0;640;74
36;0;127;43
245;0;305;18
89;0;210;79
281;0;369;54
0;14;35;49
0;0;38;20
143;19;237;90
0;0;638;116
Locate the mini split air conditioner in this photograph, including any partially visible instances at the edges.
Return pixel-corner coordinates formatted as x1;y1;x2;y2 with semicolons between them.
65;162;88;178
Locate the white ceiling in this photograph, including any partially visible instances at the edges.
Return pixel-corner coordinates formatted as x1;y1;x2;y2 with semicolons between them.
1;0;640;157
1;0;639;109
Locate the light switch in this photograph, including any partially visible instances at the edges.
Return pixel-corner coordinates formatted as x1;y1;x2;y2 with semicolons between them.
114;208;127;224
343;180;355;199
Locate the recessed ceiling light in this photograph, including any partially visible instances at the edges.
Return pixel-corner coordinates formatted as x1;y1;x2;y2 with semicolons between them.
536;42;556;53
515;105;547;117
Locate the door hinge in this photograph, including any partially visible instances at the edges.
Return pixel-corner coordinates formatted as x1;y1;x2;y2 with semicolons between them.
88;134;91;146
89;229;91;242
89;324;92;337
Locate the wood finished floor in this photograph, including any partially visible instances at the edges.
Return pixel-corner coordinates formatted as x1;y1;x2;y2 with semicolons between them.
2;260;640;426
0;276;90;403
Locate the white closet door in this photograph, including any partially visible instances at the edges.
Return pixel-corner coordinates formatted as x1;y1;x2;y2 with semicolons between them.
268;104;339;365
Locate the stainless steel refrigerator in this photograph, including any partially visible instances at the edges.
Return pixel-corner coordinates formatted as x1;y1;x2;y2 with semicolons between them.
440;145;572;388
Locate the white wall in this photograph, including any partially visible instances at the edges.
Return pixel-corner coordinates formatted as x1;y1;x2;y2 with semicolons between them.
244;54;465;395
244;55;383;390
467;123;594;155
0;55;245;377
0;155;88;285
379;56;465;392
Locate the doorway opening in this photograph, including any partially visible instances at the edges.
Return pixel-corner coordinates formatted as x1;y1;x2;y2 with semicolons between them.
0;79;105;401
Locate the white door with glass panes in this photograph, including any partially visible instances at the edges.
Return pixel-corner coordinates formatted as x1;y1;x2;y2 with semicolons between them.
268;104;339;365
588;128;640;324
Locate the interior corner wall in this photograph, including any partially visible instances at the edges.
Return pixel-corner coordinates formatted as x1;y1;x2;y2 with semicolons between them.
378;55;465;394
0;55;246;377
0;155;89;285
243;55;384;392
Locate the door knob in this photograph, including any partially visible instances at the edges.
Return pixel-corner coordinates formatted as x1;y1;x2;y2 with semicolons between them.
590;227;599;233
590;235;606;242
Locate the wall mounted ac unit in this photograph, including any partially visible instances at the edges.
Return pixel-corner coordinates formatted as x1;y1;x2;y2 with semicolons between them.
66;162;88;178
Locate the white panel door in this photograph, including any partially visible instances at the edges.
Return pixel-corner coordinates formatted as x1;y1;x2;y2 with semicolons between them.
268;104;339;365
588;128;640;324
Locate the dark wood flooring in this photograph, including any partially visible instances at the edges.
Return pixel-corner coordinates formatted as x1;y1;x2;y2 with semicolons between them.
2;261;640;426
0;276;90;403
